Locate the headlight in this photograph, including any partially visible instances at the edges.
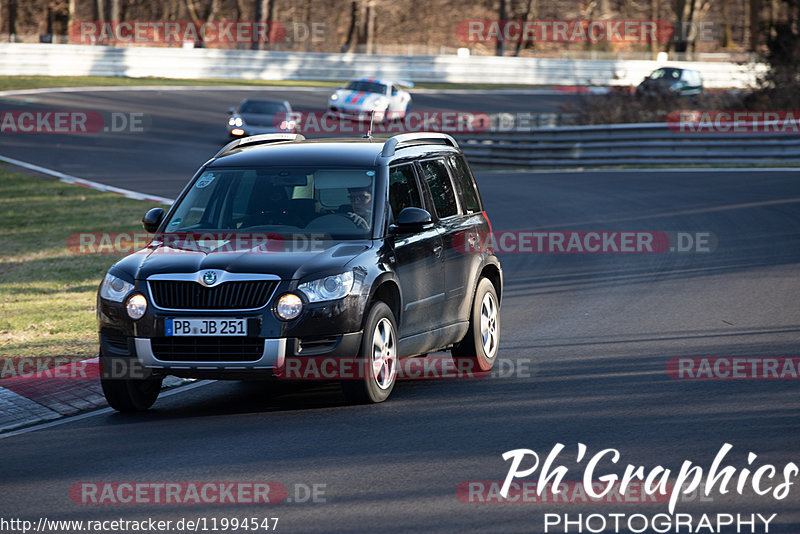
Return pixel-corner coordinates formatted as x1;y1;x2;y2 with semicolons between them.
126;293;147;320
276;293;303;320
373;99;388;109
298;271;355;302
99;273;134;302
234;117;243;127
330;94;339;101
228;117;236;126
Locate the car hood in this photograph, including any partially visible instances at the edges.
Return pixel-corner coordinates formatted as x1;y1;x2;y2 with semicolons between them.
116;238;371;281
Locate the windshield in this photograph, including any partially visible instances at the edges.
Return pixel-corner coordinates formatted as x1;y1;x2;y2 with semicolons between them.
164;167;377;240
344;81;387;94
239;101;289;114
648;68;680;80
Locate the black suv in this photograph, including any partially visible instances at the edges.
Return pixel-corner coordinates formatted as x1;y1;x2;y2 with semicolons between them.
98;132;502;410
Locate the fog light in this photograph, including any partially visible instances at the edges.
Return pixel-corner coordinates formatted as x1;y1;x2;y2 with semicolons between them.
276;293;303;320
126;293;147;320
231;128;245;136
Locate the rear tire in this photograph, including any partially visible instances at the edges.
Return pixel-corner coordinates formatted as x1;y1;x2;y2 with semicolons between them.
452;278;500;373
341;302;398;404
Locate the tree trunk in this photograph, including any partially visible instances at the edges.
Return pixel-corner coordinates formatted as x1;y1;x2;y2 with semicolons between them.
265;0;276;49
514;0;535;56
342;0;358;52
364;0;374;54
749;0;761;52
253;0;272;50
496;0;508;56
721;0;732;47
650;0;660;57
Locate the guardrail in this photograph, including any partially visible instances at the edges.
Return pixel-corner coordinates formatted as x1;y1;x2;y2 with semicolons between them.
456;122;800;167
0;43;764;88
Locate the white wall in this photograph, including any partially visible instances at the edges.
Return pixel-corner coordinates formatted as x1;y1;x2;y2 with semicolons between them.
0;43;765;89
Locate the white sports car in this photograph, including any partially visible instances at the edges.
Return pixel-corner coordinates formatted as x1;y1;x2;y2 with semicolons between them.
328;78;413;122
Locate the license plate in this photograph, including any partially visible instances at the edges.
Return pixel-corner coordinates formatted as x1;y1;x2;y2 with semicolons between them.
166;318;247;336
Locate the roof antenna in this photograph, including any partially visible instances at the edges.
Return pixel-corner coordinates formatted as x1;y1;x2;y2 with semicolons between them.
363;111;374;139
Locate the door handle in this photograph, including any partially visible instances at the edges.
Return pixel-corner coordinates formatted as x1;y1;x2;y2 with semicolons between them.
433;245;443;257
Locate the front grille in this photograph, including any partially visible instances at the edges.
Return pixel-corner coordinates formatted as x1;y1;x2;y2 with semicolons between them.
150;337;265;362
149;280;277;310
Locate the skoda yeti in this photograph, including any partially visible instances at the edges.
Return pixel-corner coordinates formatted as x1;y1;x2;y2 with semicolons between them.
97;132;502;410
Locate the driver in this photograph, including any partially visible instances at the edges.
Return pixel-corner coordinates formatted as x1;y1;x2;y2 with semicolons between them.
344;186;372;230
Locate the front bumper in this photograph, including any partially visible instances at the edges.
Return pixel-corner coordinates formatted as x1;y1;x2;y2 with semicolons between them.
327;107;386;122
99;330;363;380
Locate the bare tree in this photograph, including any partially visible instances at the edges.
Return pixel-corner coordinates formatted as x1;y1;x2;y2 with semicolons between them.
650;0;661;57
364;0;375;54
514;0;536;56
342;0;358;52
496;0;508;56
749;0;761;50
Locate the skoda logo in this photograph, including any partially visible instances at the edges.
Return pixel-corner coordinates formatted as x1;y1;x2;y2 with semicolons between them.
202;271;218;286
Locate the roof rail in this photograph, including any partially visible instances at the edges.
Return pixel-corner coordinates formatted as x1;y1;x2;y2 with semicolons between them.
214;133;305;158
380;133;459;158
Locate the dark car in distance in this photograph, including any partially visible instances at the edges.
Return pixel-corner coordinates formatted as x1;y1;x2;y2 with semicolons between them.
97;132;502;410
636;67;703;96
227;99;295;138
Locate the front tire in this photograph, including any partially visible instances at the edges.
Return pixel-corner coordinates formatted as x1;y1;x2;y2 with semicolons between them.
100;355;162;412
452;278;500;373
341;301;398;404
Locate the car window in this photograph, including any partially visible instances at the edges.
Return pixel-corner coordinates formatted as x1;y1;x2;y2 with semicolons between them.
419;159;458;218
344;81;386;94
683;70;701;84
164;167;376;238
239;101;288;114
388;164;422;219
448;155;481;213
648;69;665;80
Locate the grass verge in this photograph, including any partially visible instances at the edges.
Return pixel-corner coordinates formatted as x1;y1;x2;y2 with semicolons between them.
0;166;161;359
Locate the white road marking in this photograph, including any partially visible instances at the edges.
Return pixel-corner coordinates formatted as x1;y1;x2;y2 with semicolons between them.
0;381;213;439
0;154;174;204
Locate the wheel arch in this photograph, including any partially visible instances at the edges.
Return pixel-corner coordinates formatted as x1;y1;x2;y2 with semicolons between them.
479;262;502;304
366;275;403;327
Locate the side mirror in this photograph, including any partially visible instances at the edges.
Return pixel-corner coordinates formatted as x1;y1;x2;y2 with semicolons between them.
389;207;433;235
142;208;165;234
228;107;235;115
